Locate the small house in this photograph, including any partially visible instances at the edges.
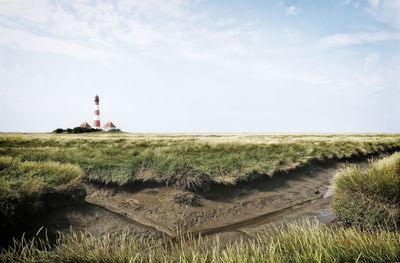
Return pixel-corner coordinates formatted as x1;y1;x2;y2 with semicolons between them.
79;122;91;128
103;121;116;131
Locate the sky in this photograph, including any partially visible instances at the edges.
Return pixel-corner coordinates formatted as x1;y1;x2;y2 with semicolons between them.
0;0;400;133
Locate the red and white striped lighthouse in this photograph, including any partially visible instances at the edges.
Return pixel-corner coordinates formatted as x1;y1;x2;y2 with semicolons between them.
93;95;101;129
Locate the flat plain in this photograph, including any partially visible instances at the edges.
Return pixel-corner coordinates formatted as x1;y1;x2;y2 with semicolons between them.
2;132;400;189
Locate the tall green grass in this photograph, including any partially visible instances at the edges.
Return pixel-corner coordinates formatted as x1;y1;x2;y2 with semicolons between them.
0;156;83;195
0;156;84;234
1;220;399;262
333;152;400;230
1;133;400;189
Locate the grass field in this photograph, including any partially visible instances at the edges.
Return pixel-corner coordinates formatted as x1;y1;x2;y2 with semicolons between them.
2;220;399;263
333;152;400;230
1;133;400;262
1;133;400;189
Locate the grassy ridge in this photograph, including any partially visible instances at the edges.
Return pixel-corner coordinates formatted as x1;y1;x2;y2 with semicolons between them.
1;133;400;189
333;152;400;230
0;156;83;196
2;220;399;262
0;156;84;235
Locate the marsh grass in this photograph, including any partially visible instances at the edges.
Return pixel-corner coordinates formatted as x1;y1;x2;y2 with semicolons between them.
333;152;400;230
1;133;400;189
1;220;399;262
0;156;83;198
0;156;84;232
2;134;400;262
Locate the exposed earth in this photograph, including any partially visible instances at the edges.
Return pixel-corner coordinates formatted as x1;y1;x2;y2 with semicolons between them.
26;155;378;243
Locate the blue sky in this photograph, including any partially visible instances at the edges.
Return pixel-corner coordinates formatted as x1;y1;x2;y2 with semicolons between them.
0;0;399;132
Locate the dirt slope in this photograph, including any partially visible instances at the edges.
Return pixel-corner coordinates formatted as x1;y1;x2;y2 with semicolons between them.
22;154;382;245
84;157;374;238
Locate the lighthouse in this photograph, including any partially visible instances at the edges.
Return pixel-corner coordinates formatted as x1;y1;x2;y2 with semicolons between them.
93;95;101;129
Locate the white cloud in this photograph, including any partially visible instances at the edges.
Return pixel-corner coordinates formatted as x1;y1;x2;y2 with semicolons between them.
387;55;400;83
0;0;52;25
317;32;400;47
0;0;193;58
364;52;380;71
116;0;189;18
286;5;298;16
285;29;303;43
367;0;400;28
0;0;261;73
0;26;117;59
368;0;380;8
0;0;395;97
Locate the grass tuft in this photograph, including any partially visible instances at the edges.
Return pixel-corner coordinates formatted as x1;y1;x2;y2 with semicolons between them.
333;152;400;230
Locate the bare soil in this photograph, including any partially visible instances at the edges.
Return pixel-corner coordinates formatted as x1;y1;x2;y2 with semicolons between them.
27;202;164;243
25;156;377;243
84;158;372;238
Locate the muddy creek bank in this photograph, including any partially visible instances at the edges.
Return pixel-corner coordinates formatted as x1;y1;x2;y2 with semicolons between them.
7;153;385;248
84;156;375;238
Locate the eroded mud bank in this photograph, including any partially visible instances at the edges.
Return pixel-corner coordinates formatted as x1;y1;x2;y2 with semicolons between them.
5;152;391;248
